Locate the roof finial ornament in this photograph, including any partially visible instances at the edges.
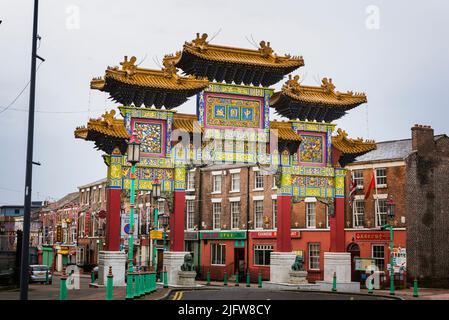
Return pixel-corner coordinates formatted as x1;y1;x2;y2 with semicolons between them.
191;33;208;51
285;74;302;93
321;77;336;93
120;56;137;77
102;109;116;127
162;59;179;79
259;40;274;58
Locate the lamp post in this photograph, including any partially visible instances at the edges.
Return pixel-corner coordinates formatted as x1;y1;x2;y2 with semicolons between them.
125;135;140;299
151;180;161;271
160;213;170;252
381;195;396;296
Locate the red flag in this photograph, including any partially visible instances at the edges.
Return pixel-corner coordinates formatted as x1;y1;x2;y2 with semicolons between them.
364;172;375;199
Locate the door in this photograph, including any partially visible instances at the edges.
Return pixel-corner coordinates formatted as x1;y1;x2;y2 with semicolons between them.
347;243;361;282
157;249;164;276
234;248;245;279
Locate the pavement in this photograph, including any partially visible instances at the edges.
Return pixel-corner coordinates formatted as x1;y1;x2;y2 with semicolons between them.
0;275;448;300
0;274;170;300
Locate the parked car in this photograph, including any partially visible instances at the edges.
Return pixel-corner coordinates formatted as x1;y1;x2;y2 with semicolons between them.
29;265;52;284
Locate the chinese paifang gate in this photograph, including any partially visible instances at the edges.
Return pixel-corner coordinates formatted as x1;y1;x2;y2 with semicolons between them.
75;33;376;287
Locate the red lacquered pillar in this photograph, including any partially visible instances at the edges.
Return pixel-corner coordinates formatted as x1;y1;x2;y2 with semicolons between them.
330;168;346;252
276;171;292;252
104;149;123;251
170;165;186;252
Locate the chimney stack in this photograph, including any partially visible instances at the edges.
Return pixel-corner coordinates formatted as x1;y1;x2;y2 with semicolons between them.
411;124;434;155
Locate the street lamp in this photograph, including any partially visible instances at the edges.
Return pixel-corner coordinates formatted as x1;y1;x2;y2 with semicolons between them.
151;179;161;271
381;195;396;296
125;135;140;299
160;213;170;252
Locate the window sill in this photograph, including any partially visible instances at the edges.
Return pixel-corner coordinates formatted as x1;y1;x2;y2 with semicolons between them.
229;190;240;193
211;264;226;266
306;226;316;229
211;191;222;195
377;184;387;189
253;188;264;192
185;189;195;193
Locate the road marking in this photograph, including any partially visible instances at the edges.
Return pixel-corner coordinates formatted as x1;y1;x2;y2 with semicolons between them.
172;291;184;300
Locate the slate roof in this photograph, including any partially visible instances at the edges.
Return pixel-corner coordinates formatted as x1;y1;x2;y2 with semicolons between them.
354;135;446;163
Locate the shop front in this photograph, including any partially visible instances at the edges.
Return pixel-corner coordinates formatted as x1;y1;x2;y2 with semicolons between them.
200;231;246;281
249;230;302;281
184;231;199;274
344;229;407;288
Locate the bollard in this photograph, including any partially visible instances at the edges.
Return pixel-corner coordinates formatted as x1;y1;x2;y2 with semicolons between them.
413;279;419;298
368;277;373;294
45;269;49;285
235;271;239;287
206;270;211;286
145;271;150;294
138;271;144;297
246;272;250;287
91;270;95;284
133;273;138;298
106;266;114;300
150;271;156;292
258;271;262;288
332;272;337;292
223;271;228;286
163;267;168;288
59;268;68;300
126;272;134;300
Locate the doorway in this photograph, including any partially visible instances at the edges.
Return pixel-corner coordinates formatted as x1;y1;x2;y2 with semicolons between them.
347;242;361;282
234;248;245;279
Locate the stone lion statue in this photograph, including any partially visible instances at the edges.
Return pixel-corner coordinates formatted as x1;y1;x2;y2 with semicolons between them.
291;255;305;271
180;253;195;271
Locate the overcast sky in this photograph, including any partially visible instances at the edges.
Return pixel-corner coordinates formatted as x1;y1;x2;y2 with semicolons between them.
1;0;448;205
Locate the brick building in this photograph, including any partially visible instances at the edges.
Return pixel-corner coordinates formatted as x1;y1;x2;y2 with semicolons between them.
406;125;449;288
76;178;107;271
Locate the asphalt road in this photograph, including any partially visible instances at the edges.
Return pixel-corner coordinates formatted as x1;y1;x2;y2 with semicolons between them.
168;287;391;300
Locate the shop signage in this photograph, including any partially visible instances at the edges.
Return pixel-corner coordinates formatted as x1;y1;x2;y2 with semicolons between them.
200;231;246;240
355;258;376;271
150;230;164;240
251;231;301;239
184;231;198;241
355;232;390;242
234;240;245;248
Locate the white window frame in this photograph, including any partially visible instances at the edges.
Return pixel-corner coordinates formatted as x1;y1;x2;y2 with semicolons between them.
157;199;165;229
186;170;195;191
212;202;222;230
230;173;240;192
375;199;388;227
325;205;330;229
353;200;365;228
253;200;264;229
230;200;240;230
254;171;264;190
376;168;387;188
306;202;316;229
253;244;273;266
272;176;277;189
186;199;195;231
372;244;385;271
308;243;320;270
352;170;364;189
212;174;222;194
211;243;226;265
